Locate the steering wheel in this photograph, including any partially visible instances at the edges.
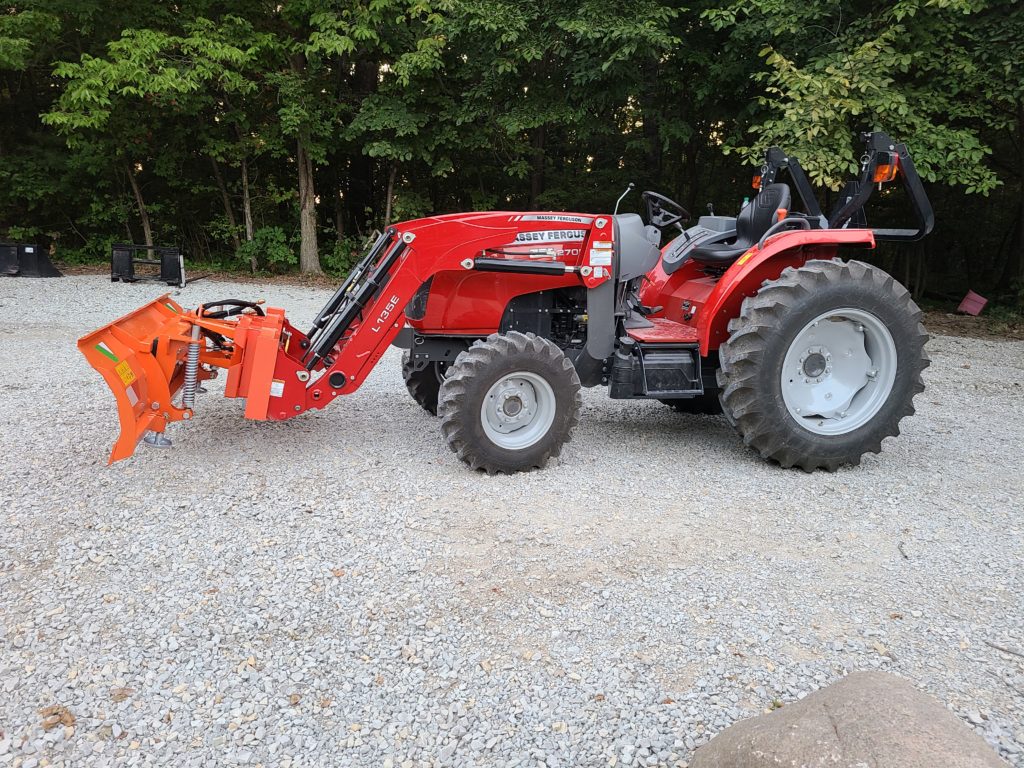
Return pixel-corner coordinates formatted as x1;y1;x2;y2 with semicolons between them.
642;191;691;230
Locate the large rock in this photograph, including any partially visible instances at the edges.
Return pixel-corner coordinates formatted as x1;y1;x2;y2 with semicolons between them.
691;672;1006;768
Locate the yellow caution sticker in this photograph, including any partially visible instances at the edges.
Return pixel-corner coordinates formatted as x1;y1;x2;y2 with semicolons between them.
115;360;137;387
736;249;755;266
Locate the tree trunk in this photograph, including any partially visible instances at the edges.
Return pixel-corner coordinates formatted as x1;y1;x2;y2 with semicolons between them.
335;185;345;239
640;58;663;188
383;162;398;226
683;141;701;214
240;156;255;272
211;157;241;252
125;162;153;248
997;125;1024;293
296;138;322;274
346;59;379;236
529;126;545;209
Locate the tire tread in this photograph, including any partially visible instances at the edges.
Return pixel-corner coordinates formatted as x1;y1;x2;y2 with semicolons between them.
718;259;929;472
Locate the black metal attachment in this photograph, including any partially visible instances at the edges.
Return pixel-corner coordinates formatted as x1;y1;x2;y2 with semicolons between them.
1;243;63;278
111;243;185;287
759;132;934;242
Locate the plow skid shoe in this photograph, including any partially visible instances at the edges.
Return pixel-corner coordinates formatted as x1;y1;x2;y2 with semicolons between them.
78;296;195;463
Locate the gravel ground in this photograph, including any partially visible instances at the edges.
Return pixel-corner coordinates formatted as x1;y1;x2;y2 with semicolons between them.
1;274;1022;767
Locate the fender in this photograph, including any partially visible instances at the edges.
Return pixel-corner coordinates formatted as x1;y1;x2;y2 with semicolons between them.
697;229;876;355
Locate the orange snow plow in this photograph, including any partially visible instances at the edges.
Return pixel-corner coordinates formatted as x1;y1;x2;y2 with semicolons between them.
77;295;294;463
76;225;476;464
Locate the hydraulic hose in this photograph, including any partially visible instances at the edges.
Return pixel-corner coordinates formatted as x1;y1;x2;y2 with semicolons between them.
199;299;266;319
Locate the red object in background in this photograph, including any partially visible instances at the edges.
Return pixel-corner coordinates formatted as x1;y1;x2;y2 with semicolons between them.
957;290;988;316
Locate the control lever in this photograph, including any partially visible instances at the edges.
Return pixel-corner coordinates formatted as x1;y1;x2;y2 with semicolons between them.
614;182;636;215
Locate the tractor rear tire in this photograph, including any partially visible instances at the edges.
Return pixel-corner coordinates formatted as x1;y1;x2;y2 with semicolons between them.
717;259;929;471
659;392;723;415
438;331;581;474
402;351;447;415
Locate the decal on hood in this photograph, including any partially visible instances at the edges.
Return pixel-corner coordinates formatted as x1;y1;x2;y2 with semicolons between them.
513;229;587;243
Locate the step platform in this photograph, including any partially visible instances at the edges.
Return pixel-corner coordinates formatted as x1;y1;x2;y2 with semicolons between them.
625;317;698;344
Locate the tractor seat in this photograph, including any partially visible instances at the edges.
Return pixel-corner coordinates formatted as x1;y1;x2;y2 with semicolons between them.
690;183;792;266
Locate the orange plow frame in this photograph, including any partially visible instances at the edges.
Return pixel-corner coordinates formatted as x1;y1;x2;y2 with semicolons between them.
77;295;286;463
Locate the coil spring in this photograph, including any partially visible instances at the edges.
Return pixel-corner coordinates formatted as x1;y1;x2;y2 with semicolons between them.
182;324;202;409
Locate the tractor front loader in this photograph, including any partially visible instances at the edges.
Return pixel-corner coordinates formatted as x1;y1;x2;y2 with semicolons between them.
80;131;934;473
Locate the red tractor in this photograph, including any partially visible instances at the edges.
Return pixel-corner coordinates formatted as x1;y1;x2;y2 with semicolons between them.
80;131;933;473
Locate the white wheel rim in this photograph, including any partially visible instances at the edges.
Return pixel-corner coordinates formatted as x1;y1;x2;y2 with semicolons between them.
480;371;557;450
781;308;897;436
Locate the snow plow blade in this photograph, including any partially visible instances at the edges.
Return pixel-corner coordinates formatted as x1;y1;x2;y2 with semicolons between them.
78;295;301;463
78;296;199;463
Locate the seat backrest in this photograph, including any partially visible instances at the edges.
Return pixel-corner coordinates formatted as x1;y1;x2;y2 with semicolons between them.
736;183;791;243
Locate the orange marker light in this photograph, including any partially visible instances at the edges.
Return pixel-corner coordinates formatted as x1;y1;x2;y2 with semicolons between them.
752;175;761;190
872;157;899;183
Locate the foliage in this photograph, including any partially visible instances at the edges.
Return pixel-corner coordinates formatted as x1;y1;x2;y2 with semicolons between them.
238;226;296;270
0;0;1020;297
321;236;366;275
705;0;1004;193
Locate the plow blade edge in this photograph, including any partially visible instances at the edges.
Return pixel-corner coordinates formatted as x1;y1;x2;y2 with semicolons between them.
78;296;195;463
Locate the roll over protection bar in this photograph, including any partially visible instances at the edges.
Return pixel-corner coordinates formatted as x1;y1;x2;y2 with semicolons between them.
758;131;934;243
828;131;935;242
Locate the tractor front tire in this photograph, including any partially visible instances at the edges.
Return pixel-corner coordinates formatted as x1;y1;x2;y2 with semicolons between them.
718;259;929;471
438;332;581;474
402;351;447;415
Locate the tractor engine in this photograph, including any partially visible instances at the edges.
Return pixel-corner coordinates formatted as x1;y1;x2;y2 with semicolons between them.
499;288;589;351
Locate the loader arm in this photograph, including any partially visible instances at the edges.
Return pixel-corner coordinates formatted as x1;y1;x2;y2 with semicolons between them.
79;212;616;462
